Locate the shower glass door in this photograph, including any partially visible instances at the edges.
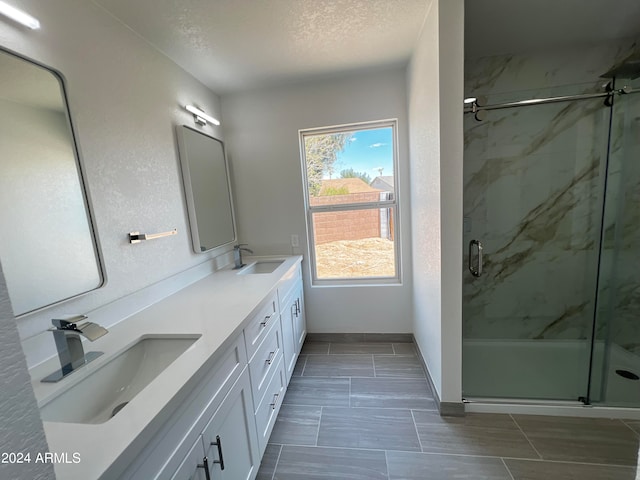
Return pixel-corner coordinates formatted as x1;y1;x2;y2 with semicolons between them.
589;79;640;406
462;85;611;401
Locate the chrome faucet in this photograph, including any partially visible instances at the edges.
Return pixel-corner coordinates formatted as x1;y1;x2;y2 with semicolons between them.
233;243;253;269
41;315;108;383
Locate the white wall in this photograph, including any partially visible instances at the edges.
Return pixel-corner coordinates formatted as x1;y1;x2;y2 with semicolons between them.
0;262;54;480
408;0;463;404
221;68;413;334
1;0;230;366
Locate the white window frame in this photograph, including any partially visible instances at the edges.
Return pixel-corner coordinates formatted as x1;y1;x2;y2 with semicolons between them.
299;119;401;286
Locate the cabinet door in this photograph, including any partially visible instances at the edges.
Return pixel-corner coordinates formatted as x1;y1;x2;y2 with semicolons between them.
201;368;259;480
293;286;306;354
280;292;298;382
170;436;207;480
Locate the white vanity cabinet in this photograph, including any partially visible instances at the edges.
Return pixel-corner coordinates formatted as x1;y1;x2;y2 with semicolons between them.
278;265;306;383
104;258;305;480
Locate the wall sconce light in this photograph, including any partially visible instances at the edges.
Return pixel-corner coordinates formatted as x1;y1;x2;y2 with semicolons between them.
185;105;220;126
0;1;40;29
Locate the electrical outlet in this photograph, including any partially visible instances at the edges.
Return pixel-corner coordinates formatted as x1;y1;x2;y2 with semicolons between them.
290;234;299;247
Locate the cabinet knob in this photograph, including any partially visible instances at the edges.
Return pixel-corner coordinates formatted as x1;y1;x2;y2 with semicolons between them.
270;393;279;410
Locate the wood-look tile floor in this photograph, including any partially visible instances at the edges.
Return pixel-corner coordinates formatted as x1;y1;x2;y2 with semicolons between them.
257;342;640;479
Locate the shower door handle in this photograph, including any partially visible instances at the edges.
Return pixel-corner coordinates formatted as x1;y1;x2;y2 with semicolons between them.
468;240;483;277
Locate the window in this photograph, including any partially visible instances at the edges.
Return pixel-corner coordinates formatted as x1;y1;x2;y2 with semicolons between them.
300;120;400;285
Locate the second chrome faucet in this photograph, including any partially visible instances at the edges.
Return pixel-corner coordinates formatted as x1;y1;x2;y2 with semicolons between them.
233;243;253;269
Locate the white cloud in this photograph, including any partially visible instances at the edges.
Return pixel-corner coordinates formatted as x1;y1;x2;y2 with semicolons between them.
369;142;387;148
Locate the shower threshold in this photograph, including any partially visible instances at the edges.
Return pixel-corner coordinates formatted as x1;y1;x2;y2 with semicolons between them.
464;397;640;420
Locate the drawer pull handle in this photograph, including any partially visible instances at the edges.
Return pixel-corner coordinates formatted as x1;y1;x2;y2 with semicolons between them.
210;435;225;471
260;313;274;327
270;393;279;410
197;457;212;480
266;351;276;365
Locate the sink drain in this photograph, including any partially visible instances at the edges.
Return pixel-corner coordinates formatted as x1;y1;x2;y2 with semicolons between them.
615;369;639;380
111;402;129;418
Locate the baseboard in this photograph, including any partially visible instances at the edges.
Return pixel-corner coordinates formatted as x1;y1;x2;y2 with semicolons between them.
413;335;465;417
305;332;413;343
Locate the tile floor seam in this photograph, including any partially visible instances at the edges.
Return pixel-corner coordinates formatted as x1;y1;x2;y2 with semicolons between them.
382;450;638;466
283;404;437;412
410;409;425;453
270;444;283;480
278;442;409;454
501;457;516;480
301;375;427;380
509;414;544;460
497;457;638;468
384;450;390;480
328;352;398;357
619;418;640;436
315;406;322;446
323;405;434;412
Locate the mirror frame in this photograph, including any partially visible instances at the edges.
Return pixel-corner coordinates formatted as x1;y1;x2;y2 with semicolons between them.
0;47;104;316
176;125;237;254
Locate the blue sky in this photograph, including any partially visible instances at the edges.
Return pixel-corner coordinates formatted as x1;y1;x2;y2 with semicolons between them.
324;127;393;180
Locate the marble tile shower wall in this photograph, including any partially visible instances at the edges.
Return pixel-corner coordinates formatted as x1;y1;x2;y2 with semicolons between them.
463;39;640;345
598;88;640;354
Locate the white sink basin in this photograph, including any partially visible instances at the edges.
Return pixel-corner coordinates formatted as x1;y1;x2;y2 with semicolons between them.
237;260;284;275
40;334;200;424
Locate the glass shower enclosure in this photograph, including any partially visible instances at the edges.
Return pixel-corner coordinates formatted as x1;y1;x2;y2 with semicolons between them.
462;79;640;406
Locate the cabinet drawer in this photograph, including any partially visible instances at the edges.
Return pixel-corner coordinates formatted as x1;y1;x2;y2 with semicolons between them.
249;323;282;410
254;356;286;456
244;293;278;360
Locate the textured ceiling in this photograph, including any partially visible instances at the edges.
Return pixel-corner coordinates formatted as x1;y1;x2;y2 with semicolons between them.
92;0;431;94
91;0;640;94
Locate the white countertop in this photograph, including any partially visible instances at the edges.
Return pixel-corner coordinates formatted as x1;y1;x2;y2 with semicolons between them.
29;255;302;480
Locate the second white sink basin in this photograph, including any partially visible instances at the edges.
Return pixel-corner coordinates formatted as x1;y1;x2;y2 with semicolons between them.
237;260;284;275
40;334;200;424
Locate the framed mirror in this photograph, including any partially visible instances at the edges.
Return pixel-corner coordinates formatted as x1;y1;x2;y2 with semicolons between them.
176;126;236;253
0;49;103;315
